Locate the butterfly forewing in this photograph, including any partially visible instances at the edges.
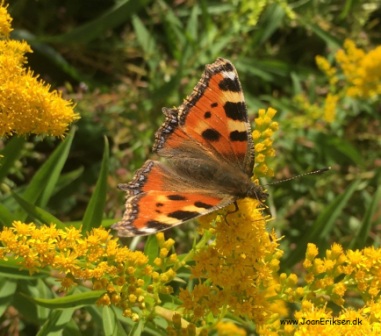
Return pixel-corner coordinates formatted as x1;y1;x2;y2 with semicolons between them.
154;58;254;175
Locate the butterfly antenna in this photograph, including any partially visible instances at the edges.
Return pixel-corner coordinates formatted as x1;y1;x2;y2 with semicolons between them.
264;167;331;187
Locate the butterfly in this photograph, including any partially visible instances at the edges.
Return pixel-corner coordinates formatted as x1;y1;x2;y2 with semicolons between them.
113;58;269;237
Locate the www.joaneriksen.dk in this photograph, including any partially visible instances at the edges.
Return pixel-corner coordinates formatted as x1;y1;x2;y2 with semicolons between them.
280;317;362;326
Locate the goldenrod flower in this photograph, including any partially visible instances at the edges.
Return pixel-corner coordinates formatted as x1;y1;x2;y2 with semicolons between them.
303;243;381;306
293;40;381;130
306;243;319;259
323;93;338;123
316;55;338;87
0;3;78;137
215;321;247;335
253;107;277;178
0;222;181;321
184;198;281;324
291;94;328;128
0;1;12;37
335;39;381;98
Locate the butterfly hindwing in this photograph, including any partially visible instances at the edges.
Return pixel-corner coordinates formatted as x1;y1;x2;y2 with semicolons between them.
113;160;232;236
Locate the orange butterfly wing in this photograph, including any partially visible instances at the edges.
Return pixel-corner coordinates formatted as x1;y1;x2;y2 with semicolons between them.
154;58;254;175
113;160;231;237
113;58;256;237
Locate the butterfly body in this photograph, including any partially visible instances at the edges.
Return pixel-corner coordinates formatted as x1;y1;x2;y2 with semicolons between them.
113;58;268;237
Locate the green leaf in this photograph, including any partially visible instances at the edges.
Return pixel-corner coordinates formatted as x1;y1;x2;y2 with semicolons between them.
82;137;109;233
256;4;285;46
54;166;84;195
12;278;52;324
132;15;156;59
144;235;159;264
20;129;75;216
11;192;65;229
162;4;185;61
0;279;17;317
101;219;117;230
285;180;360;267
39;132;75;208
103;306;128;336
339;0;354;20
299;19;341;48
350;184;381;249
328;137;364;166
0;260;49;279
130;319;144;336
28;290;105;309
37;0;152;44
37;308;76;336
62;319;82;336
0;204;16;227
103;306;116;336
291;72;303;95
185;5;199;42
0;136;26;184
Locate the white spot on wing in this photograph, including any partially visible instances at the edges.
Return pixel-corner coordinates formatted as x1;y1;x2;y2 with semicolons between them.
222;71;237;80
140;227;159;234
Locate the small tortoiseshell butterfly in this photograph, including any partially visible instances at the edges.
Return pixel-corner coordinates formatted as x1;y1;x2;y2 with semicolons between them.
113;58;268;237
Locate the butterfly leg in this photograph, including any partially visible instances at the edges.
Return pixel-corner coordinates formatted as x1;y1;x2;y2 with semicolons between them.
224;201;239;225
230;201;239;214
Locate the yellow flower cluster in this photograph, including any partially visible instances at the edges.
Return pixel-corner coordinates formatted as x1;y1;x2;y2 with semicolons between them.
292;91;339;127
0;1;12;37
291;94;322;128
293;40;381;129
0;222;178;321
335;39;381;98
252;107;278;178
215;321;247;335
276;300;381;335
0;3;78;137
238;0;296;27
260;243;381;335
164;310;208;336
303;243;381;305
323;93;339;123
239;0;268;26
181;197;283;325
315;55;338;87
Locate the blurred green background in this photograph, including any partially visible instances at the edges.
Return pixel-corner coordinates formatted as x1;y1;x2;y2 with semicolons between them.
6;0;381;266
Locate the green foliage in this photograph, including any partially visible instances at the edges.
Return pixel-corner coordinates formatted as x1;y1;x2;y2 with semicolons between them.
1;0;381;334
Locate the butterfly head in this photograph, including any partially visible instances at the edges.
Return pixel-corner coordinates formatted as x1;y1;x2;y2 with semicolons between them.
246;183;269;202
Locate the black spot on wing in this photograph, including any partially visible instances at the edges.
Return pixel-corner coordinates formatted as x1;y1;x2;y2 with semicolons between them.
167;194;187;201
146;220;171;231
156;202;164;207
218;77;241;92
202;128;221;142
224;102;247;121
169;210;200;220
194;201;214;209
204;111;211;119
222;62;234;72
211;102;218;108
230;130;248;142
